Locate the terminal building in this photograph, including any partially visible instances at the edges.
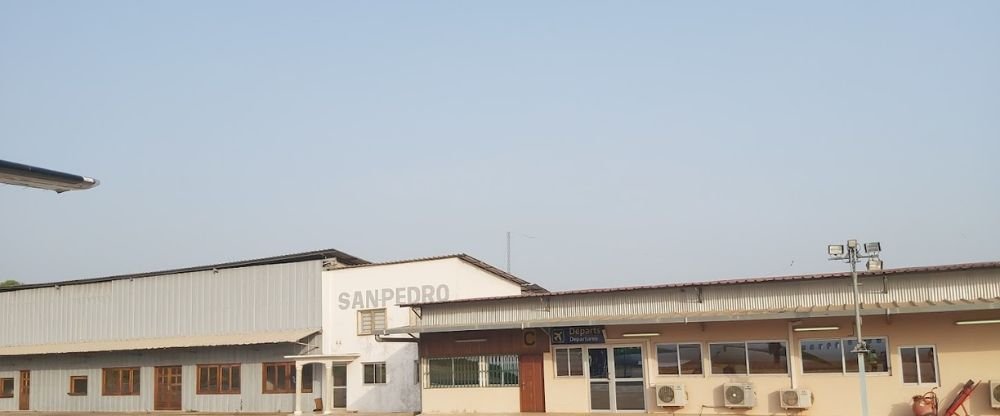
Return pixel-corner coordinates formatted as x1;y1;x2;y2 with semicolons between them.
388;261;1000;416
0;248;543;413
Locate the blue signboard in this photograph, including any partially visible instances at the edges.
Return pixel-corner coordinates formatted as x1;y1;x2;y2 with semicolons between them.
550;326;605;344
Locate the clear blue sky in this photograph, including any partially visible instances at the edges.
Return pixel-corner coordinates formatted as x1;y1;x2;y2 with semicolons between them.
2;1;998;291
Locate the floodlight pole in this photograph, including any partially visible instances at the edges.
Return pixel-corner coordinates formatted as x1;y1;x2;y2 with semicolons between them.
828;240;880;416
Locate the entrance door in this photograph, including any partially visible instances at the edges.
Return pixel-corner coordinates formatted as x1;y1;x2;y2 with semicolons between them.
332;365;347;409
18;371;29;411
519;354;546;412
588;346;646;412
154;366;182;410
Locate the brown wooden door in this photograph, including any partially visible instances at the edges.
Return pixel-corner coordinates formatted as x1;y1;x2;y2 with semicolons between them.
519;354;545;412
154;366;182;410
18;371;29;411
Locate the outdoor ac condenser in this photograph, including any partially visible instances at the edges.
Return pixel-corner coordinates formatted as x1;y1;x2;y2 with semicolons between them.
779;388;813;409
655;384;687;407
723;383;756;408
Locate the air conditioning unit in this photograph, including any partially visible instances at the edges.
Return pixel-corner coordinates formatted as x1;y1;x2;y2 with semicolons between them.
991;380;1000;409
723;383;756;408
655;384;687;407
779;388;813;409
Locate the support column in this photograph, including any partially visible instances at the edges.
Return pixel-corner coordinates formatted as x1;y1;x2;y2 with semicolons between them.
294;363;303;416
324;362;334;415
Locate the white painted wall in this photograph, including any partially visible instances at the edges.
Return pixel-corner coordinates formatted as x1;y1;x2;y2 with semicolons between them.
321;258;524;412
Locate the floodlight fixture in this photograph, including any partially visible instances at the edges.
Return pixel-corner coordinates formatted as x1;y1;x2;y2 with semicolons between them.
864;242;881;254
847;239;858;249
828;245;845;256
866;259;883;271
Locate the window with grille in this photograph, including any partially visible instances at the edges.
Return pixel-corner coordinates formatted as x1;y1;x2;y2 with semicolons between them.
102;367;140;396
357;308;387;335
197;364;241;394
425;355;519;388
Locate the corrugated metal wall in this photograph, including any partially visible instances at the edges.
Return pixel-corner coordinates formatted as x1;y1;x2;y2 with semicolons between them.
417;269;1000;328
0;261;323;347
0;344;324;412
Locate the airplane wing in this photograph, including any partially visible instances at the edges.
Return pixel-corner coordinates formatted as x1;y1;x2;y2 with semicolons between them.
0;159;100;193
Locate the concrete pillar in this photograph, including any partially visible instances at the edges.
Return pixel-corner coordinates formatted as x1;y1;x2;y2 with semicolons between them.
294;363;303;416
324;362;334;415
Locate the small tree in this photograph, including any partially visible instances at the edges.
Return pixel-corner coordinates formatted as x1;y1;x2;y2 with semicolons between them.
0;280;20;288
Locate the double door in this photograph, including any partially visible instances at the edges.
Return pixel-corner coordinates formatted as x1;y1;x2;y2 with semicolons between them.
588;346;646;412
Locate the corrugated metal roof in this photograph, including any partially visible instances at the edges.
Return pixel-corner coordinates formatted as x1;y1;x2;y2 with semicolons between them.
401;260;1000;307
1;248;369;292
341;253;548;294
386;297;1000;334
0;328;319;356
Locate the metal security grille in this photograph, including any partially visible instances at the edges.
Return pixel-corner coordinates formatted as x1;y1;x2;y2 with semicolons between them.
425;355;519;388
358;309;387;335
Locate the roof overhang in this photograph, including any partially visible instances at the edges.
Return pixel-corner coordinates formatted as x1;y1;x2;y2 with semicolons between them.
385;298;1000;334
0;328;319;356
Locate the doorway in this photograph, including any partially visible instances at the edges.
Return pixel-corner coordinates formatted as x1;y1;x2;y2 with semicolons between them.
154;366;182;410
519;354;546;412
18;371;29;411
332;365;347;409
588;346;646;412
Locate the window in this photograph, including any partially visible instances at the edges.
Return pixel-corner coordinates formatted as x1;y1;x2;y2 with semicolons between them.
801;337;890;374
358;309;387;335
554;347;584;376
425;355;519;388
709;341;788;375
102;367;140;396
363;363;387;384
69;376;88;396
657;343;703;375
901;346;938;385
197;364;241;394
263;362;312;394
0;378;13;398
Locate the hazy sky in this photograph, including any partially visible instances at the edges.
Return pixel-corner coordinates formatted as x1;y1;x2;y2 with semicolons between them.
2;1;998;291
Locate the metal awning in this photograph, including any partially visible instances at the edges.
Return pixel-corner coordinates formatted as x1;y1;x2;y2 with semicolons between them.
385;297;1000;334
0;328;319;356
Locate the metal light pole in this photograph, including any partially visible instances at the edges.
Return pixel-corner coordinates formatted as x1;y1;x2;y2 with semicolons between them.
827;240;883;416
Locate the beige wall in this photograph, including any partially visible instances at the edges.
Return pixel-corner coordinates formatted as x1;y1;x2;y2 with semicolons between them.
424;310;1000;415
422;387;520;413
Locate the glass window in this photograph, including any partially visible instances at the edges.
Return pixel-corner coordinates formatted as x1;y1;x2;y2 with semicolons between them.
555;348;584;377
197;364;240;394
588;348;609;379
263;362;304;394
0;378;14;398
747;341;788;374
901;346;938;384
590;381;610;410
614;346;643;378
487;355;518;386
710;343;747;375
69;376;88;396
801;339;844;373
428;358;454;387
845;338;890;373
102;367;140;396
657;343;703;375
357;309;387;335
363;362;387;384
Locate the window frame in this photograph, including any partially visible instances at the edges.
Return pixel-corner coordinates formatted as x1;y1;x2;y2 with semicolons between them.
357;308;388;336
553;347;585;377
799;336;891;375
196;363;241;395
102;367;141;396
0;377;13;398
262;362;311;394
899;345;940;386
708;340;790;376
655;342;704;376
363;362;387;385
68;375;88;396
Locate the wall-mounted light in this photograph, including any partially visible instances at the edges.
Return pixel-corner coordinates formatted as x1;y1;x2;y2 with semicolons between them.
454;338;488;343
621;332;660;338
793;326;841;332
955;319;1000;326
